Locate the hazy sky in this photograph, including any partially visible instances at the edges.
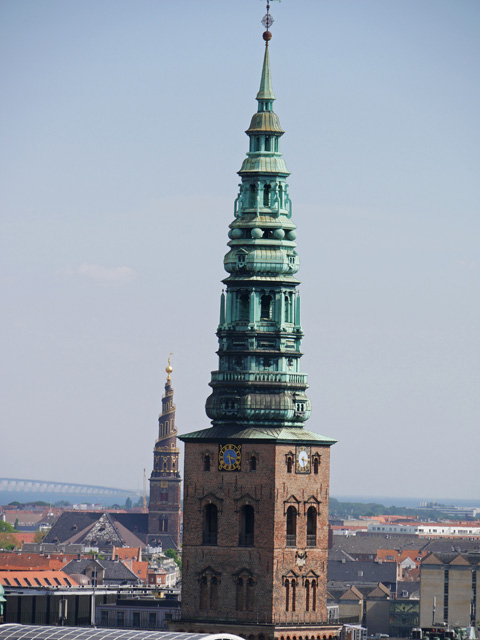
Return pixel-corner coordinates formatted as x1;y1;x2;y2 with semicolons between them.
1;0;479;502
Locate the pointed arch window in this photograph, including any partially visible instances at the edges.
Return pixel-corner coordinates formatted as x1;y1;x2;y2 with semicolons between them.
286;456;293;473
203;504;218;545
286;506;297;547
307;506;317;547
249;455;257;471
239;504;255;546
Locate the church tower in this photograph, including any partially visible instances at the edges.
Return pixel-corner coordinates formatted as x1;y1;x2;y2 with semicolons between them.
175;6;337;639
147;358;182;549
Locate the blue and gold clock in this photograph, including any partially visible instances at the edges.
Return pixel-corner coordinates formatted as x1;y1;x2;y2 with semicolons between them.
218;443;242;471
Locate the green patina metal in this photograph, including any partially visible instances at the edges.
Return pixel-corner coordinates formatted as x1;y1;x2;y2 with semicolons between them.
181;36;335;447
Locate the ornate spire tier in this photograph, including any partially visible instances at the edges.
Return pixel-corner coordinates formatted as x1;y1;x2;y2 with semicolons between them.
190;31;335;445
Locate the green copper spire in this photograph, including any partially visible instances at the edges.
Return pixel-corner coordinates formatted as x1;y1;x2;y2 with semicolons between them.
182;17;336;448
256;43;275;103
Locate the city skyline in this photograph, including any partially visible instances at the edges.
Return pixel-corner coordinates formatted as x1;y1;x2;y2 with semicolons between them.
1;0;479;500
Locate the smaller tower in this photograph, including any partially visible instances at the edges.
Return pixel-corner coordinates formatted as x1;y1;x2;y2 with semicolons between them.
148;357;182;549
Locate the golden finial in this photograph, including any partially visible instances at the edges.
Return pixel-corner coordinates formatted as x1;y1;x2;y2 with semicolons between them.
165;353;173;381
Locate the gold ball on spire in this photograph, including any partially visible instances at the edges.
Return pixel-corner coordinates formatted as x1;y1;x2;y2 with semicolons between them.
166;354;173;381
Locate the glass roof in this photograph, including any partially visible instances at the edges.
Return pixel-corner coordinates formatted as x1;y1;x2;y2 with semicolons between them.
0;626;244;640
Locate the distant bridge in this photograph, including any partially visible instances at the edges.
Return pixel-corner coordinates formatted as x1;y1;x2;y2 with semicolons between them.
0;478;140;498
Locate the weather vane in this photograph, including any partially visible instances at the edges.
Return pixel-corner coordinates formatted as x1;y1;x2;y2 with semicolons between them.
261;0;281;37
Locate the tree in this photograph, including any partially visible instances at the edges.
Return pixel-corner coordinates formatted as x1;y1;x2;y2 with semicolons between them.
125;497;132;510
34;529;49;543
0;532;18;550
0;521;16;533
164;548;182;573
14;519;19;531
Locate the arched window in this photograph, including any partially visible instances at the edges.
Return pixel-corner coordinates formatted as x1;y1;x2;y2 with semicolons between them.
249;455;257;471
285;579;290;611
313;457;320;475
305;579;310;612
307;506;317;547
312;579;317;611
286;456;293;473
239;293;249;320
199;576;208;610
239;505;254;546
204;454;211;472
210;576;218;609
203;504;218;545
260;294;272;319
291;579;296;612
263;183;271;207
286;506;297;547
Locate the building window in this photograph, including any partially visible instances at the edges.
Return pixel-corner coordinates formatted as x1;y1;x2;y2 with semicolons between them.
265;136;271;151
239;293;250;320
132;612;140;627
249;183;257;207
100;611;108;626
116;612;125;627
210;576;218;609
246;578;255;611
203;503;218;545
249;455;257;471
204;454;211;471
284;294;292;323
260;294;272;319
200;576;208;610
286;506;297;547
307;506;317;547
285;579;290;611
286;456;293;473
159;517;168;532
305;579;310;611
236;578;244;611
148;612;156;628
263;183;271;207
160;491;168;502
313;457;320;474
239;504;255;546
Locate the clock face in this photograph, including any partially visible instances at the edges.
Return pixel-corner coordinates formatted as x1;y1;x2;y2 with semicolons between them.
295;445;311;473
218;443;242;471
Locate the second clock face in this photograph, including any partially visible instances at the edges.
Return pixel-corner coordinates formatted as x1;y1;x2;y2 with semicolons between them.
295;445;311;473
218;443;242;471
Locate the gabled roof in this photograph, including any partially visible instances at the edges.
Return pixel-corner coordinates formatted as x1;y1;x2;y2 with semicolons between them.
63;558;139;583
0;570;78;588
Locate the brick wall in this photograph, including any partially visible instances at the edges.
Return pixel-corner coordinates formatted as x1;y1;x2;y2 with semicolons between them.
181;439;331;626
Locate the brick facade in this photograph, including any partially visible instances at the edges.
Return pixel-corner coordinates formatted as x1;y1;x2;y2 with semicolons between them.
177;439;334;638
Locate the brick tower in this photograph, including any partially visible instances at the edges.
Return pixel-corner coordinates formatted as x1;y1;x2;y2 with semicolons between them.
174;5;337;639
147;357;182;549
